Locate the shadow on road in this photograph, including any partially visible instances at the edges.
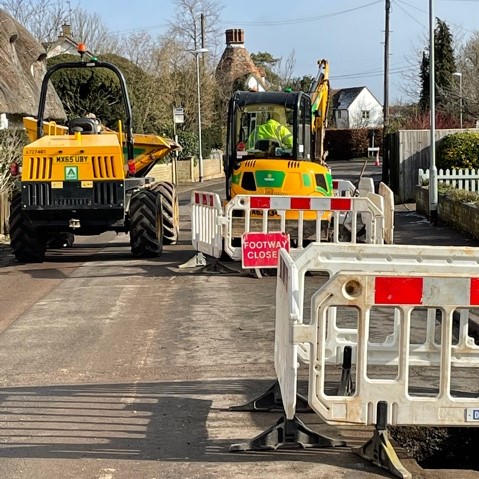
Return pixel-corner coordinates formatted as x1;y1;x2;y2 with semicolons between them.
0;379;378;474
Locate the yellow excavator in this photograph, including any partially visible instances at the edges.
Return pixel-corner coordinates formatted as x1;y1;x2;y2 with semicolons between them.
9;47;180;262
223;59;332;202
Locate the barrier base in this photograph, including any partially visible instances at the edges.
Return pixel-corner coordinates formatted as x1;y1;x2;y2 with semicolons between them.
229;414;346;451
229;380;311;413
337;345;353;396
352;401;411;479
199;257;241;274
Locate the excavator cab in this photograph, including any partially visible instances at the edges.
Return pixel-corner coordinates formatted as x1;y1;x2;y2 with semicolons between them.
224;90;332;201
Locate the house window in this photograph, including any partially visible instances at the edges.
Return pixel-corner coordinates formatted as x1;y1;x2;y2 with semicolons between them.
362;110;370;120
337;110;342;119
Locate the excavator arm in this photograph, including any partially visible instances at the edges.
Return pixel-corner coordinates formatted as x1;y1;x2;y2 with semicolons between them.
309;59;330;163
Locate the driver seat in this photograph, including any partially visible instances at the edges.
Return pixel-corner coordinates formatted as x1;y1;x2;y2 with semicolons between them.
68;118;99;134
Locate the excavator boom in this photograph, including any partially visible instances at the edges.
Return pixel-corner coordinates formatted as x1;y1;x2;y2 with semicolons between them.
309;59;330;163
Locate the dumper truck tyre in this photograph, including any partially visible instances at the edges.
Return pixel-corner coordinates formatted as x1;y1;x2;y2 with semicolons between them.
9;191;47;263
151;181;179;245
129;189;163;257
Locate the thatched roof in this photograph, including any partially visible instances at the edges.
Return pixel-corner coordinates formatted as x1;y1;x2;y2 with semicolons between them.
0;9;65;118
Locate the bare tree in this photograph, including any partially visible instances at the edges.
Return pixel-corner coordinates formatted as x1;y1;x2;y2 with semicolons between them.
167;0;224;56
0;1;117;54
71;8;118;54
456;30;479;125
0;0;74;43
272;49;296;90
121;31;158;70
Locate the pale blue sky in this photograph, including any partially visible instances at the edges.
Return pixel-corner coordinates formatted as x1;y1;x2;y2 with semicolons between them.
78;0;479;104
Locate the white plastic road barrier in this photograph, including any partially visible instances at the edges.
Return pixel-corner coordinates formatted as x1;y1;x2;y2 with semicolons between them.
190;191;224;258
306;271;479;426
223;193;388;262
276;245;479;426
290;243;479;366
378;182;394;244
275;250;300;420
190;181;394;265
332;178;375;197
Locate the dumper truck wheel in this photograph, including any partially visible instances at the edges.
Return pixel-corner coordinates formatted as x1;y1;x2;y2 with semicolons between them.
150;181;179;245
129;189;163;257
9;191;47;263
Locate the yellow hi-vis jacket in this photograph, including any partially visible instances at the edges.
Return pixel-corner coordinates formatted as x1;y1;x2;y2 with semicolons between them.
247;119;293;150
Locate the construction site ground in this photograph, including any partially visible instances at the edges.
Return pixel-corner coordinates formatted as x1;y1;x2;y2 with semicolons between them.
0;159;477;479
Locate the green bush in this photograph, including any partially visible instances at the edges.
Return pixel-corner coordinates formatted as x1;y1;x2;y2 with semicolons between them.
176;131;199;160
437;132;479;170
325;128;383;160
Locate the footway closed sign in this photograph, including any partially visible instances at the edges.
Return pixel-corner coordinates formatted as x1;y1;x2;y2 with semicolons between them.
242;232;290;268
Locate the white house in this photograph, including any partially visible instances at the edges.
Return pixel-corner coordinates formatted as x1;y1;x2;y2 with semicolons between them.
44;24;95;59
332;87;383;128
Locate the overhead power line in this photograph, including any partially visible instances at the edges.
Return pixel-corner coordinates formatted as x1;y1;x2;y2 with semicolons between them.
222;1;383;27
394;0;425;27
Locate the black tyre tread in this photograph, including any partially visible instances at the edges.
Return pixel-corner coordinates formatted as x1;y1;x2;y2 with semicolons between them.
9;192;46;262
150;181;179;245
129;189;163;257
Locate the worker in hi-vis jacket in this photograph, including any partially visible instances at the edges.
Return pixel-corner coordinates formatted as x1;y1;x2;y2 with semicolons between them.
247;112;293;151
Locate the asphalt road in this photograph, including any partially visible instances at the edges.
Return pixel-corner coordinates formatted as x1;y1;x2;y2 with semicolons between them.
0;163;477;479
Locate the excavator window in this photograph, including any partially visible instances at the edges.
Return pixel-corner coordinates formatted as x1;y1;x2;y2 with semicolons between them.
236;105;293;159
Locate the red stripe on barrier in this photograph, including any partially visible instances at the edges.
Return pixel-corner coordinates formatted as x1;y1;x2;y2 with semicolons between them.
194;192;199;204
202;194;209;205
250;197;271;209
290;197;311;210
375;277;423;304
333;180;338;189
470;278;479;305
330;198;352;211
209;195;214;207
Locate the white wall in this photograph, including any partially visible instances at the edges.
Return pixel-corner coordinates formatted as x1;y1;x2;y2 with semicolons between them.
47;43;79;59
334;109;349;129
348;89;383;128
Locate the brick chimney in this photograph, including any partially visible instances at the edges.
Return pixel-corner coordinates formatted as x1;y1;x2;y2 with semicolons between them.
60;24;72;37
225;29;245;47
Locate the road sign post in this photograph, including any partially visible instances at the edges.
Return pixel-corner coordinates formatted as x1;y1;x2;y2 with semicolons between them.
173;107;184;185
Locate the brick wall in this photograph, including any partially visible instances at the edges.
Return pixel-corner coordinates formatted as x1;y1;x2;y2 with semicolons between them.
416;186;479;239
149;156;224;184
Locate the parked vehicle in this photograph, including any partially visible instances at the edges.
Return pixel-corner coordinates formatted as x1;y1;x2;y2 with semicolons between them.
9;44;180;262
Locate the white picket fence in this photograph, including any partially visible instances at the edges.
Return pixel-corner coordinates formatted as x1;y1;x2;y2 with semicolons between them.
418;168;479;192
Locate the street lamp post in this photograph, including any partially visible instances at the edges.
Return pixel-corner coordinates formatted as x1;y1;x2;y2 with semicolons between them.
429;0;438;225
191;47;209;182
453;72;463;128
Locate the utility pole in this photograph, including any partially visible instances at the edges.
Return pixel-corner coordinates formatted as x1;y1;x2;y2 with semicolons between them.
382;0;391;184
383;0;390;129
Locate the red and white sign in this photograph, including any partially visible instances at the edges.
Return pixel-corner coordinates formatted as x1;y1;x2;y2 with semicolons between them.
242;232;290;269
